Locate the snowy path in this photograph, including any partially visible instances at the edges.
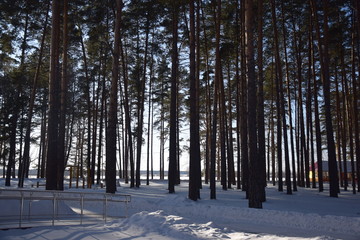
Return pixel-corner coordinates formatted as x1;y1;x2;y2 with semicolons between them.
1;179;359;239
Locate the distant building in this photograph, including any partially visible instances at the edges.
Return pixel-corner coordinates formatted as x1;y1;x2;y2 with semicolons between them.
309;161;356;182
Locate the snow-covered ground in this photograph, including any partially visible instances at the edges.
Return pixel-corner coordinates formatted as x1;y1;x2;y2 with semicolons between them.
1;178;359;240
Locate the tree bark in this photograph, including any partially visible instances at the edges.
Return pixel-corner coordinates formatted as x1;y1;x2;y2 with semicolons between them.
281;1;297;191
257;0;266;201
106;0;123;194
311;0;339;197
240;0;249;197
46;0;61;190
19;1;50;188
246;0;262;208
57;0;68;191
189;0;201;201
169;2;178;194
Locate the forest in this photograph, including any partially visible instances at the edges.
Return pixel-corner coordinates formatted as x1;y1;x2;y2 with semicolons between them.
0;0;359;209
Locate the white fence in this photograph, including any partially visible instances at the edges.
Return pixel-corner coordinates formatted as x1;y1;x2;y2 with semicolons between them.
0;189;131;229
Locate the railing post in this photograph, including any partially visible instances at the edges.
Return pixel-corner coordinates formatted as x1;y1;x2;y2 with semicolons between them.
0;189;131;229
80;194;84;225
28;192;33;220
125;196;129;218
52;192;56;226
19;192;24;228
104;195;107;223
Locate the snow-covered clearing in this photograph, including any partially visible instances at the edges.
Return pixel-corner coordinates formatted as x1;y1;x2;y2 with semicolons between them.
1;178;359;240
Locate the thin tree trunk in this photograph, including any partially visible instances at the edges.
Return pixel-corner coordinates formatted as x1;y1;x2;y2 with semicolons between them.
5;114;18;186
309;12;324;191
146;53;154;186
311;0;339;197
135;17;151;188
210;0;222;200
352;0;360;192
269;60;276;186
19;1;50;187
160;85;165;180
92;63;102;184
119;22;135;188
235;0;241;190
39;91;47;179
219;63;227;191
226;64;235;187
334;62;344;189
97;72;106;185
270;0;285;192
195;0;202;188
169;2;179;194
279;10;291;194
78;24;92;188
257;0;266;201
240;0;249;197
340;53;349;191
307;18;316;189
281;1;297;191
199;0;211;185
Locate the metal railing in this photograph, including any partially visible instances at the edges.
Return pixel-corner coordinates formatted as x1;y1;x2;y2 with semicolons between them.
0;188;131;229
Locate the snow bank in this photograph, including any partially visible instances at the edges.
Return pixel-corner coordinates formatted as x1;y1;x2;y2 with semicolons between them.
1;179;359;239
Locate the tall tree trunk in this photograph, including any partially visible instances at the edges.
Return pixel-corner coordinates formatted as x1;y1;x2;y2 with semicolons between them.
97;71;106;185
57;0;68;191
19;1;50;187
210;0;222;200
146;53;154;185
257;0;266;201
92;61;102;184
281;1;297;191
334;62;344;189
39;91;48;179
270;83;276;186
160;83;165;180
119;23;135;188
309;12;324;191
352;0;360;192
240;0;249;197
307;18;316;189
226;65;235;187
16;5;30;180
279;8;291;194
339;53;349;191
46;0;61;190
106;0;123;194
271;0;289;193
235;0;241;190
195;0;202;188
169;2;178;194
311;0;339;197
189;0;201;201
219;63;227;191
246;0;262;208
135;18;150;188
78;24;92;188
5;114;18;186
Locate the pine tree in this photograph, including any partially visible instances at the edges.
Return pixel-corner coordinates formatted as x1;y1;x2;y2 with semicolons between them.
189;0;201;201
169;1;179;194
106;0;123;194
46;0;61;190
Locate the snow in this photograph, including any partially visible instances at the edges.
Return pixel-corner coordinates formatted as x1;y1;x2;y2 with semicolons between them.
1;178;359;240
